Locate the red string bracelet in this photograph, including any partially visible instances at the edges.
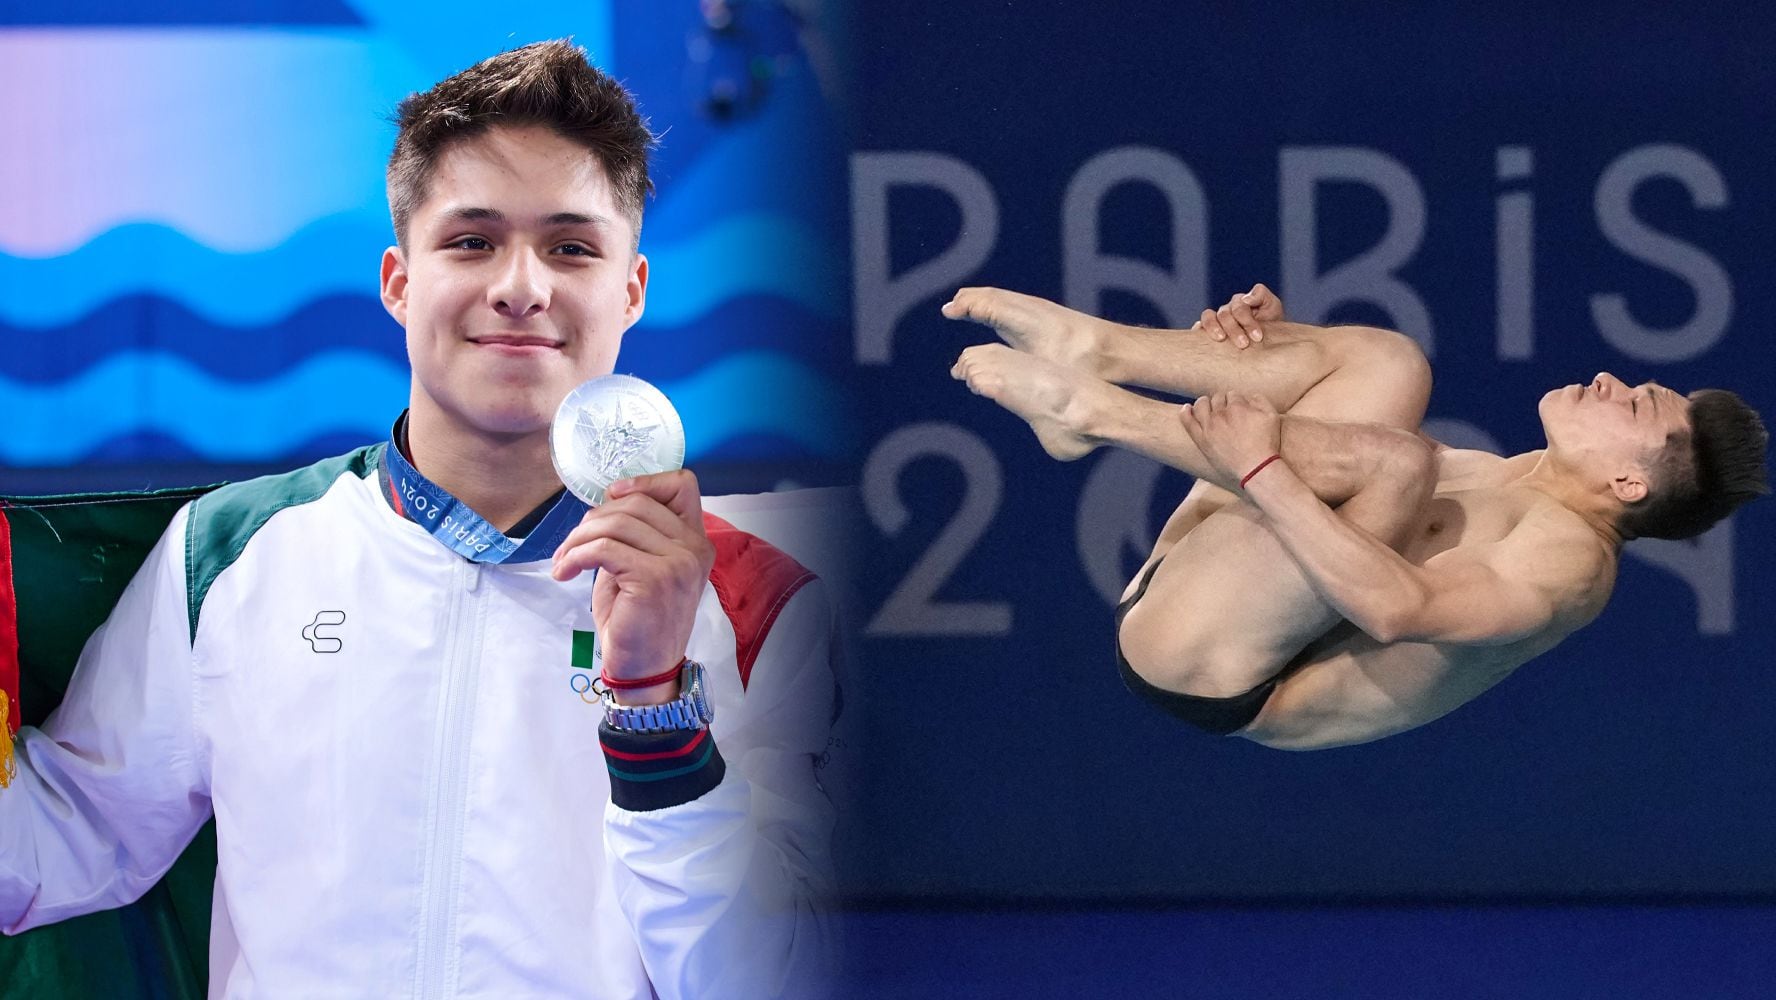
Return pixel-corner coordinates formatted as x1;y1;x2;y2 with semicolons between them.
600;658;686;690
1240;453;1283;490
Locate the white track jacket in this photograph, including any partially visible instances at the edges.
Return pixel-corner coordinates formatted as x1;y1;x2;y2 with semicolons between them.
0;445;838;998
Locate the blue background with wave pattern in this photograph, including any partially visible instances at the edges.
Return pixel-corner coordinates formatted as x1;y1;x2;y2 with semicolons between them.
0;2;850;487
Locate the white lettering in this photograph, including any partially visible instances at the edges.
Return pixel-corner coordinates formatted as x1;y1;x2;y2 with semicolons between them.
1591;144;1732;362
1495;146;1535;360
403;483;439;520
1076;450;1167;606
1280;146;1433;355
436;514;495;554
1061;147;1207;326
862;422;1011;635
851;152;999;365
1625;519;1735;635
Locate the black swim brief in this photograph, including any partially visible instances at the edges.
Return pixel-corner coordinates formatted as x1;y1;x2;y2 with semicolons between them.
1114;561;1279;736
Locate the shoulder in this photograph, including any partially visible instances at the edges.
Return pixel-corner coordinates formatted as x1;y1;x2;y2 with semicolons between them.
1501;500;1616;615
701;509;821;690
185;444;384;640
702;510;820;601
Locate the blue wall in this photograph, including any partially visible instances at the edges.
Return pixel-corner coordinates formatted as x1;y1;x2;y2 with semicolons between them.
841;3;1776;902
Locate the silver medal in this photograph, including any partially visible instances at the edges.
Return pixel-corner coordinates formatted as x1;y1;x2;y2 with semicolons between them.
550;374;686;506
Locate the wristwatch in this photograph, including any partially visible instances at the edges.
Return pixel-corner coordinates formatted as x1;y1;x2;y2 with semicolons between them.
602;659;714;733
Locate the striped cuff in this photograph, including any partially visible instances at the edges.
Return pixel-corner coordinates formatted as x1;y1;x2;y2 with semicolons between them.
599;723;726;812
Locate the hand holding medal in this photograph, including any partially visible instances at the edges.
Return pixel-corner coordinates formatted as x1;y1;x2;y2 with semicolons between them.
549;376;714;703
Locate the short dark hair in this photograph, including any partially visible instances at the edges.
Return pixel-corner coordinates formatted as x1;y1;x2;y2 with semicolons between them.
386;39;655;250
1621;389;1769;541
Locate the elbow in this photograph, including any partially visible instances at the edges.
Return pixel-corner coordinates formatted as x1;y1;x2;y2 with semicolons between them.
1358;576;1435;645
1357;600;1422;645
1360;616;1405;645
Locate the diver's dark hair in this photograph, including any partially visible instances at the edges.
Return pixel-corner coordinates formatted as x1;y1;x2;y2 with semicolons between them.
1621;389;1769;540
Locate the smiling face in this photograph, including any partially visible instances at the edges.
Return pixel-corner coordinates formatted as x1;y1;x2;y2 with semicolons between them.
379;125;647;445
1538;372;1693;502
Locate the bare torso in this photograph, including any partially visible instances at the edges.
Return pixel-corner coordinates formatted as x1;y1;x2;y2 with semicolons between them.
1138;446;1620;749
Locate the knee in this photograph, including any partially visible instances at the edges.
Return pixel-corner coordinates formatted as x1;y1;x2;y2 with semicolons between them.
1340;326;1433;421
1368;327;1432;396
1119;606;1256;700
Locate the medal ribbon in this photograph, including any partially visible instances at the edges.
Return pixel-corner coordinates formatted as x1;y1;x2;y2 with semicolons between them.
378;431;587;564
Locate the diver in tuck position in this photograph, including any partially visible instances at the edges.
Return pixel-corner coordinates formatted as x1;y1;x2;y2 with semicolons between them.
947;284;1768;749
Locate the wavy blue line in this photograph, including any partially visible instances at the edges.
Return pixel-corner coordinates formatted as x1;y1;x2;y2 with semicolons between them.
0;292;846;383
0;212;838;328
664;352;852;458
0;350;847;465
1;215;384;326
71;430;382;466
643;215;842;324
2;351;406;464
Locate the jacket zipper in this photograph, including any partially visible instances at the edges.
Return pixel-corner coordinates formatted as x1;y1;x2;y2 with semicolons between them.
415;561;486;998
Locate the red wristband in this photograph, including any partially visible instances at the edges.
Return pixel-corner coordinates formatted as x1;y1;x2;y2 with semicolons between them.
1239;453;1283;490
600;658;687;690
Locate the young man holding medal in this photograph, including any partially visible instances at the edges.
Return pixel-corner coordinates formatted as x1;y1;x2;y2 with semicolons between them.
0;40;836;997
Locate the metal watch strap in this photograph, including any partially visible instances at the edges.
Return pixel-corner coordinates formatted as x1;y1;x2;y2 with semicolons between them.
602;659;712;733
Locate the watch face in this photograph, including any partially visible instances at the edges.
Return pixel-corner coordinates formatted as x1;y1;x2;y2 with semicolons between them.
685;661;715;726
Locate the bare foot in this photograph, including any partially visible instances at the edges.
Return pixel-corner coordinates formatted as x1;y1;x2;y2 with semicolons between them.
951;344;1099;460
941;287;1111;376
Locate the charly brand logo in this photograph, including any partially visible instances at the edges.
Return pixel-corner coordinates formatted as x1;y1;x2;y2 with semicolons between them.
302;611;347;653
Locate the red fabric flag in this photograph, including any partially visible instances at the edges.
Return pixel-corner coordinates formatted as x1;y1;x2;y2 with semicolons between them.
1;503;20;785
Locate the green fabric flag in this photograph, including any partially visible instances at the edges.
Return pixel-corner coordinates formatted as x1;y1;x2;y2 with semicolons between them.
1;488;221;1000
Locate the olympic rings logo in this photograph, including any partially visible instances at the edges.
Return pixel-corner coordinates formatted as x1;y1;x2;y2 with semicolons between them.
569;672;607;705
